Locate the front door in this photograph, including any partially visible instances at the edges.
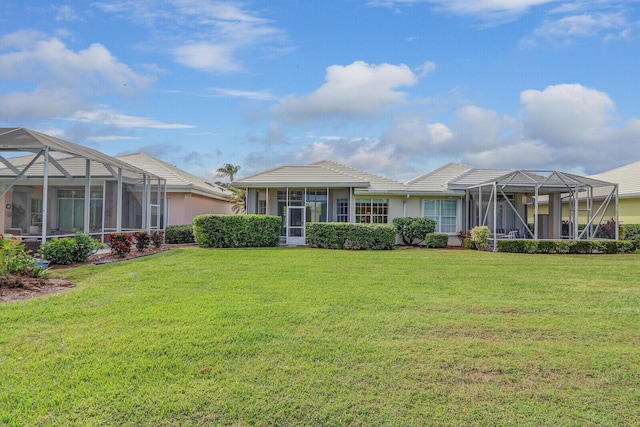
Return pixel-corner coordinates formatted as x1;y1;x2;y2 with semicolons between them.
286;206;306;245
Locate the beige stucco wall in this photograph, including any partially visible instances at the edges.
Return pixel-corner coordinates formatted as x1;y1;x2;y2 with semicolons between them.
169;192;233;225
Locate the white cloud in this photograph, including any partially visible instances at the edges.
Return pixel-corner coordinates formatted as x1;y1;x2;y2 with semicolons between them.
68;110;195;129
368;0;557;23
206;88;276;101
533;12;629;42
273;61;418;123
415;61;437;77
0;35;154;92
55;5;82;22
520;83;615;144
0;32;158;124
173;43;241;73
371;83;640;175
94;0;286;73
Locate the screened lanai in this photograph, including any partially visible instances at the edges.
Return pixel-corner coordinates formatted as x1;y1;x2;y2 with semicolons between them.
0;128;166;247
466;170;618;251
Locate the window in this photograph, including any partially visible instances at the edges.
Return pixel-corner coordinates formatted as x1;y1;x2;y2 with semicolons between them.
58;189;103;231
336;198;349;222
306;190;327;222
355;198;388;224
258;200;267;215
423;199;458;233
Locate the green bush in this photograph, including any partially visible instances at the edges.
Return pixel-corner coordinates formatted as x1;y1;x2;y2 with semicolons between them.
393;217;436;246
0;237;38;278
496;239;635;254
305;223;346;249
193;215;281;248
423;233;448;248
306;223;396;250
38;238;76;265
37;233;103;265
463;237;474;250
165;225;195;244
622;224;640;249
471;226;490;251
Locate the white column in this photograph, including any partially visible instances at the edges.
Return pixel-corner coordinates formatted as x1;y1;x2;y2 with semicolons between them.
84;159;91;233
41;147;49;243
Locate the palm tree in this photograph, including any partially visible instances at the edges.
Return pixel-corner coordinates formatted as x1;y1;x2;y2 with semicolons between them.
228;187;246;214
215;163;241;182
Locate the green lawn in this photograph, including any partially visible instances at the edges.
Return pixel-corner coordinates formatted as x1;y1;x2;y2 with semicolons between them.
1;248;639;426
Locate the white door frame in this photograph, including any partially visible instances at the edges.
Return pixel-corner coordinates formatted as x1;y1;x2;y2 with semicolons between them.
286;206;306;245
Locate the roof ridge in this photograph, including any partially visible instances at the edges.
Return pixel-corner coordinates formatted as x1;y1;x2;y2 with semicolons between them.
405;162;472;185
311;160;404;184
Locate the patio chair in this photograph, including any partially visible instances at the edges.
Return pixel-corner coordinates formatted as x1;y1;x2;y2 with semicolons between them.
507;230;520;239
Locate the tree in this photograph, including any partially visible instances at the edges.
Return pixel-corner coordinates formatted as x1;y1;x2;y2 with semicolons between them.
393;217;436;246
228;187;246;214
215;163;241;182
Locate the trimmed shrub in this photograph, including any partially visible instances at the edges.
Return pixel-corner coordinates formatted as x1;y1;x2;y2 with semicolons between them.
622;224;640;249
193;214;281;248
496;239;635;254
108;233;134;257
306;223;396;250
150;230;164;248
165;225;195;244
133;231;151;252
393;217;436;246
423;233;448;248
463;237;475;250
37;233;103;265
305;223;346;249
471;226;490;251
38;238;76;265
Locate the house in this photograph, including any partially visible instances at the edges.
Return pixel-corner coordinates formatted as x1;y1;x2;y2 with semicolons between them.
0;128;166;246
589;160;640;225
116;153;233;225
235;160;619;248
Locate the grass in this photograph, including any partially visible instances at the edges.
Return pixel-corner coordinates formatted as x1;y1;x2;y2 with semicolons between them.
1;247;639;426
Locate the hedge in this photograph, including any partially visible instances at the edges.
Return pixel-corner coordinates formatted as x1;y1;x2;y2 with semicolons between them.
306;223;396;250
423;233;449;248
497;239;634;254
165;224;195;244
193;214;281;248
621;224;640;249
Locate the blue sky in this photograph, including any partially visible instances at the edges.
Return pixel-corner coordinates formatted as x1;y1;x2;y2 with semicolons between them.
1;1;639;182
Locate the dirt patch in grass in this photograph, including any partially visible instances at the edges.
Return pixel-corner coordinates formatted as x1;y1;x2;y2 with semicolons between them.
0;244;191;303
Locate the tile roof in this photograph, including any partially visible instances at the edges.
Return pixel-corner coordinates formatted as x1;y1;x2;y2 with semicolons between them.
589;161;640;198
116;153;231;200
235;163;371;188
405;163;472;193
311;161;407;193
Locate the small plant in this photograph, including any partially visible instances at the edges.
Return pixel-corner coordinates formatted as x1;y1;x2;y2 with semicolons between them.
165;225;195;244
108;233;133;258
457;230;471;246
471;226;490;251
38;233;103;265
0;237;37;278
150;230;164;248
424;233;449;248
72;232;103;261
37;238;76;265
133;231;151;252
393;217;436;246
